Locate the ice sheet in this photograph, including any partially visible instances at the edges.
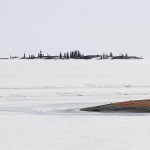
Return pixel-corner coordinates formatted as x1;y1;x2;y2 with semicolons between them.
0;59;150;150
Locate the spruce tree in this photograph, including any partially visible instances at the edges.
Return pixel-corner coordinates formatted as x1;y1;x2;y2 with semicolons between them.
64;53;67;59
125;53;128;59
109;52;113;57
106;54;108;59
67;52;70;59
23;53;26;59
78;50;81;58
74;50;78;58
59;52;62;59
70;52;72;58
39;51;43;59
72;51;74;58
102;53;106;59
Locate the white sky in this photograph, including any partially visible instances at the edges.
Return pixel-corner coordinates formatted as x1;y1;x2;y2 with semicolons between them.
0;0;150;57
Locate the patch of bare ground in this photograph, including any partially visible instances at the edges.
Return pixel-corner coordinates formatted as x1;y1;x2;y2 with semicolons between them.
81;99;150;113
113;99;150;107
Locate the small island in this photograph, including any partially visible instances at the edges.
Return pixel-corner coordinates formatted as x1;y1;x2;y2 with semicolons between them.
80;99;150;113
7;50;143;60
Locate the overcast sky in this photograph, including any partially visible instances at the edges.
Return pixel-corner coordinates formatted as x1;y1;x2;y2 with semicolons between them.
0;0;150;57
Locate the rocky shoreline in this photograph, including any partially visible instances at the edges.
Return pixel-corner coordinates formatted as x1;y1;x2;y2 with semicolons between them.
81;99;150;113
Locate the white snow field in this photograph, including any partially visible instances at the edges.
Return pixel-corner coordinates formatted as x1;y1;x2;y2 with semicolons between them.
0;59;150;150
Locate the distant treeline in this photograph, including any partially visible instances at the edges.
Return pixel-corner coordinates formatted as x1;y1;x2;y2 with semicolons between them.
9;50;143;60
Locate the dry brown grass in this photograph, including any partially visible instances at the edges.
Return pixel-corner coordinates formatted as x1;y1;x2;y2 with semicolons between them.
112;99;150;107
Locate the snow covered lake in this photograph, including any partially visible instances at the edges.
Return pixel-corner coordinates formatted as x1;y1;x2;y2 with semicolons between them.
0;59;150;150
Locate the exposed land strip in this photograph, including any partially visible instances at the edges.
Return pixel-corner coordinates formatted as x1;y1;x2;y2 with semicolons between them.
81;99;150;113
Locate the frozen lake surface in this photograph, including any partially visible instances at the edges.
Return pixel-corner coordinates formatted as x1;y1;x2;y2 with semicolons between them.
0;59;150;150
